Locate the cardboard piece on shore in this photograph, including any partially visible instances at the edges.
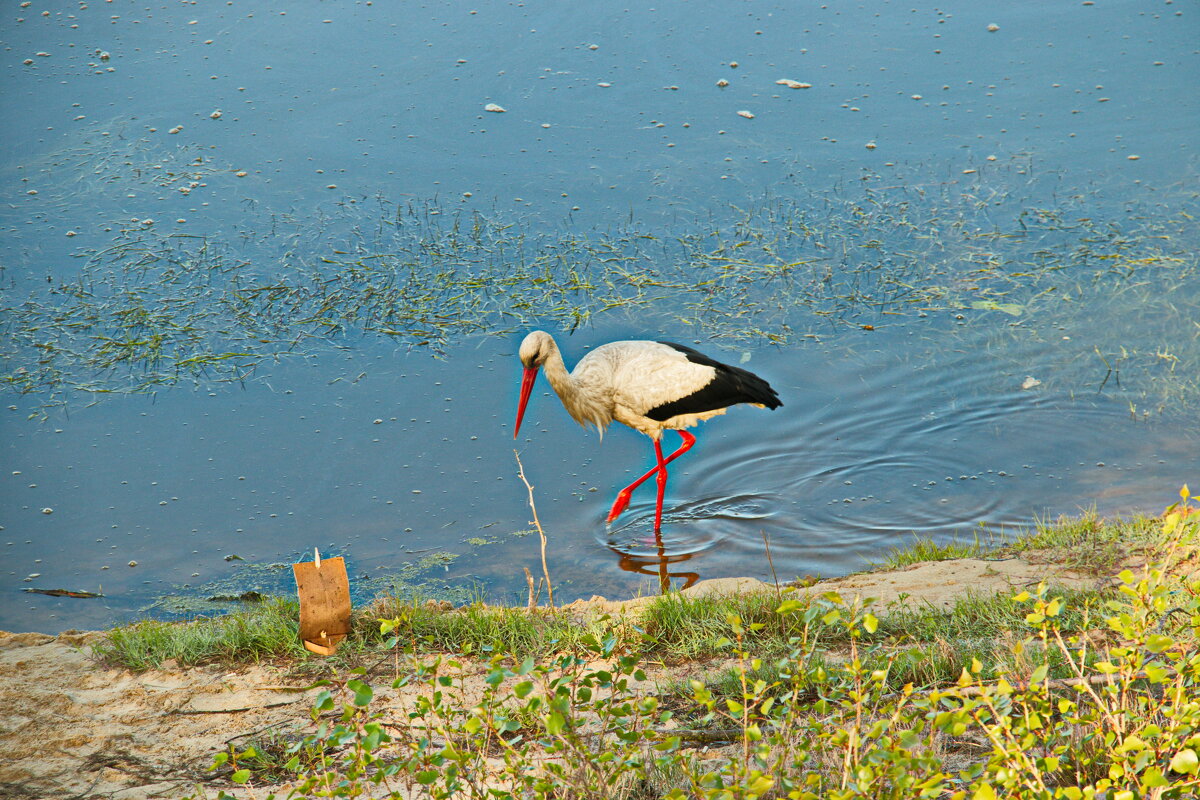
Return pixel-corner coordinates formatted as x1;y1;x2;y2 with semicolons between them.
293;551;350;656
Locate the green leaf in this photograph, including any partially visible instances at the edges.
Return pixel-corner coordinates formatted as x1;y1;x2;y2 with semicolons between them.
513;680;534;699
545;711;566;736
1141;767;1168;789
653;735;681;752
230;769;251;785
971;782;997;800
1117;734;1146;753
347;679;374;707
1146;634;1175;653
1144;663;1170;683
747;774;774;794
862;613;878;634
1169;748;1198;775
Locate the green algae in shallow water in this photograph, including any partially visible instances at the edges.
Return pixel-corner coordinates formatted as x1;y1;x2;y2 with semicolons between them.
145;561;293;616
351;552;474;608
146;552;466;619
2;156;1197;415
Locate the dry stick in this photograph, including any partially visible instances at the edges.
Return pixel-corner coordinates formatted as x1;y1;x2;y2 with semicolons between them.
523;567;537;611
174;699;299;715
761;529;782;600
515;451;554;608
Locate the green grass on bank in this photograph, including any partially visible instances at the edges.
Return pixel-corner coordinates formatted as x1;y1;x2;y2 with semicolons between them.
92;509;1180;673
873;510;1166;573
873;533;990;569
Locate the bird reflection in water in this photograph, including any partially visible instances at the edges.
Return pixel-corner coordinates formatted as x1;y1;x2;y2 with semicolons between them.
610;535;701;594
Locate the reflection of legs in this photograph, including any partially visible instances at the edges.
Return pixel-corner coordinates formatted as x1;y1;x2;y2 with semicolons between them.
613;546;702;593
606;430;697;526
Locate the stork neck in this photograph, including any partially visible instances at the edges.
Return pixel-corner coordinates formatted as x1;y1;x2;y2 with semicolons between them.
539;342;573;400
538;339;611;432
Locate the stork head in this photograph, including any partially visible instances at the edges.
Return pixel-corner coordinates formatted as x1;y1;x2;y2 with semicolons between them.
514;331;554;439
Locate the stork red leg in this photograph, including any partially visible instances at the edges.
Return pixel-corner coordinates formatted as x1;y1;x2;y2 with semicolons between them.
606;430;697;528
653;439;668;533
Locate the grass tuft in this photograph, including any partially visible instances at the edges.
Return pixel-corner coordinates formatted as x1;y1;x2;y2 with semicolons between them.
873;532;990;569
1009;510;1163;575
93;596;305;670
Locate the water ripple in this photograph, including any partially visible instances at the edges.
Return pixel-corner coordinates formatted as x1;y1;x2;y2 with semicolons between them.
589;340;1167;580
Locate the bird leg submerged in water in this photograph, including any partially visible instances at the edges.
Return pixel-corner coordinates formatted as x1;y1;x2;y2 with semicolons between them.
607;430;696;533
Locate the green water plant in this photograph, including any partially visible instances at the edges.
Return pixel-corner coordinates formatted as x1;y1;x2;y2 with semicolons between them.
5;156;1197;416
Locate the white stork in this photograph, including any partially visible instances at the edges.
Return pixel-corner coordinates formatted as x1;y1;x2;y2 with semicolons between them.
512;330;782;533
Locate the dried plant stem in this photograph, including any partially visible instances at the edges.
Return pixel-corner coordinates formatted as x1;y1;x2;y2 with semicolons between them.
761;528;781;599
523;567;537;611
515;451;554;608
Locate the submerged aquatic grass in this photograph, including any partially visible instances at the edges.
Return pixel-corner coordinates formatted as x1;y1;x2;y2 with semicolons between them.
3;152;1198;414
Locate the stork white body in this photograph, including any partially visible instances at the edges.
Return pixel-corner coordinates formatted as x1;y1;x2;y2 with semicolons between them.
513;330;781;533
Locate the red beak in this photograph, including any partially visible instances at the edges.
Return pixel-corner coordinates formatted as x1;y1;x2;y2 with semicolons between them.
513;366;538;439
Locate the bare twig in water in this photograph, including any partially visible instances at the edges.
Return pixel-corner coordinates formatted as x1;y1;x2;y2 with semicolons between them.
515;451;554;608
